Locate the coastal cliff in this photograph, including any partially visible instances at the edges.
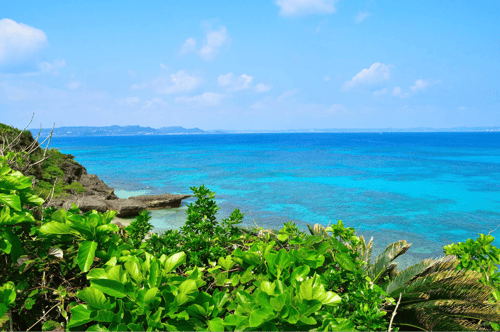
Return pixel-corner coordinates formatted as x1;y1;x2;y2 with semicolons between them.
0;122;191;217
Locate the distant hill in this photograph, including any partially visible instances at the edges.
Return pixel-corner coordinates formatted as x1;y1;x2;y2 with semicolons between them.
29;125;206;137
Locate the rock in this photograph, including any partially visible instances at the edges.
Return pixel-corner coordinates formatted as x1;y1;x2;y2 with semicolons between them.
58;159;86;185
106;198;146;218
79;174;118;199
63;196;108;213
129;193;192;209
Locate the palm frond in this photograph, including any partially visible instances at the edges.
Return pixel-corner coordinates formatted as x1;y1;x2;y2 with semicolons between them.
385;256;447;297
307;223;329;238
369;240;411;282
357;235;373;264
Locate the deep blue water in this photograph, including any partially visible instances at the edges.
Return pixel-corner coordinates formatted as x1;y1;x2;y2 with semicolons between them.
50;132;500;267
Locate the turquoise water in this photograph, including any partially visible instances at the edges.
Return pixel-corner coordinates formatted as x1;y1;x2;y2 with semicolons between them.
50;133;500;268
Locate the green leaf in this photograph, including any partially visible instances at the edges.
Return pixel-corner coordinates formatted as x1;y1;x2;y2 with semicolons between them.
78;287;108;310
2;229;23;261
176;279;198;305
39;221;74;235
68;304;94;328
139;287;158;305
148;259;160;288
249;308;270;327
0;193;21;211
78;241;98;272
164;252;186;273
208;317;224;332
90;279;126;298
86;324;110;331
124;260;142;283
335;252;356;272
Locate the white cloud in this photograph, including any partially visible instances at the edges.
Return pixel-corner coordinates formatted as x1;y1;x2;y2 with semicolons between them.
154;70;202;94
181;37;197;54
355;12;370;23
181;26;230;61
392;87;409;98
324;76;330;82
142;97;167;110
38;59;66;74
342;62;391;91
117;96;141;106
0;19;48;66
131;82;148;90
160;63;168;70
218;72;253;91
276;0;338;16
373;88;388;97
410;79;432;92
66;81;81;90
277;89;299;101
175;92;225;107
255;83;272;93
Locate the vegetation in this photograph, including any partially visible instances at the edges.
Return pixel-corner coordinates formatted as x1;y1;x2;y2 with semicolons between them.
2;123;500;331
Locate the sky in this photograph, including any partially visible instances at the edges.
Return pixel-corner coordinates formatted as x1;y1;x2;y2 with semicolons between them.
0;0;499;131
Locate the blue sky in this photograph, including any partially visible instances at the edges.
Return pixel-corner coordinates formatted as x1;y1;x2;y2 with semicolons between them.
1;0;498;130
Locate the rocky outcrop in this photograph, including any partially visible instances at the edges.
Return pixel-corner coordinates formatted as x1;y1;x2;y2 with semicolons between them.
128;193;192;209
45;157;191;217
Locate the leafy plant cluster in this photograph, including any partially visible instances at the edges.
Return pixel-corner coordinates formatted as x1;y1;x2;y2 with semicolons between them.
2;146;500;331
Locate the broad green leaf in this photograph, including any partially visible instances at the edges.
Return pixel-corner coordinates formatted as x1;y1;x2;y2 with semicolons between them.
86;324;110;331
39;222;74;235
164;252;186;273
0;193;21;211
335;252;356;272
125;260;142;283
87;268;108;280
68;304;94;328
97;224;119;233
175;279;197;305
78;287;108;310
78;241;98;272
260;281;276;296
249;308;271;327
218;255;235;271
139;287;158;305
2;229;23;261
91;279;126;298
208;317;224;332
148;259;160;288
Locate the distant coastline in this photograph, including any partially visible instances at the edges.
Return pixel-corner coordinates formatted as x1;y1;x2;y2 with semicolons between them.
29;125;500;137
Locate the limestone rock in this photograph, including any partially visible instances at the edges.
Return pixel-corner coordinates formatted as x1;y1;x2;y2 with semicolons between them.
106;198;146;218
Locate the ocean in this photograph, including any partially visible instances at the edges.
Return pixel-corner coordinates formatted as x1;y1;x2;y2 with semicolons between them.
49;132;500;268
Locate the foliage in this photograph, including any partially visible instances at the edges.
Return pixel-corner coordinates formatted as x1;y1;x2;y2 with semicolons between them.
2;124;500;330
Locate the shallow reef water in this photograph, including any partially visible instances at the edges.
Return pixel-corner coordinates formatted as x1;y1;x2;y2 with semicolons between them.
51;132;500;269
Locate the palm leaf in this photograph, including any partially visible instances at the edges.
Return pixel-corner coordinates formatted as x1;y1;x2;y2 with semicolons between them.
357;235;373;264
369;240;411;282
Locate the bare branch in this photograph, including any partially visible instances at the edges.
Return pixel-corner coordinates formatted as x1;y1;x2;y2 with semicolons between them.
387;293;402;332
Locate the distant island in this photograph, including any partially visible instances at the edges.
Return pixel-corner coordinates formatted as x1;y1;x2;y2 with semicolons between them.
28;125;500;137
29;125;206;137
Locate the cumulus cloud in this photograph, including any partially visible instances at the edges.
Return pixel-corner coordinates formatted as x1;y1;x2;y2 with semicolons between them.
255;83;272;93
0;19;48;66
342;62;391;91
218;72;253;91
324;76;330;82
355;12;370;23
373;88;388;97
392;87;409;98
66;81;81;90
181;26;230;61
276;0;338;16
410;79;432;92
175;92;225;107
